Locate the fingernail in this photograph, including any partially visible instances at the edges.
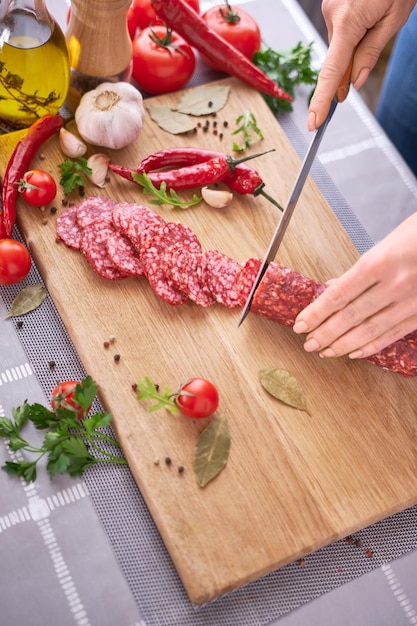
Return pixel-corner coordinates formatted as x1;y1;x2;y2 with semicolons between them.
303;337;320;352
307;111;316;132
353;67;370;90
293;320;308;334
319;347;336;358
336;83;350;102
348;349;363;359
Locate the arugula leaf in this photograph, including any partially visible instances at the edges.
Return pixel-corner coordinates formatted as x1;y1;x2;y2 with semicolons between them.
231;110;264;152
252;41;319;114
0;376;127;483
136;376;179;413
132;172;202;208
58;157;92;195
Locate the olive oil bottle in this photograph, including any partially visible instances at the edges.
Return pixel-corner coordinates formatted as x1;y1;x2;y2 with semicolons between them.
0;0;70;128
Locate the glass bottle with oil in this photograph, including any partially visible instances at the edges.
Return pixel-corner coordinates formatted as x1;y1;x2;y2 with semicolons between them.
0;0;70;129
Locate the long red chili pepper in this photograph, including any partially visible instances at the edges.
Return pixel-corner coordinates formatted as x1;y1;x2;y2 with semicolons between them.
1;114;64;237
150;0;292;102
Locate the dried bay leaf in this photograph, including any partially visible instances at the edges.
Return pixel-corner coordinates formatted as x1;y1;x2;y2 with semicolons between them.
259;368;309;413
194;416;231;487
176;84;230;116
6;284;47;318
146;104;196;134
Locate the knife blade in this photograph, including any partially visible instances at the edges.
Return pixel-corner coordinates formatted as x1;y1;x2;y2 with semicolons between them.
238;98;338;326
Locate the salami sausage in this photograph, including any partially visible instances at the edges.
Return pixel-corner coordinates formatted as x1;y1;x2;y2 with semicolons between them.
76;196;116;229
56;204;82;249
79;219;129;280
200;249;241;308
235;258;417;378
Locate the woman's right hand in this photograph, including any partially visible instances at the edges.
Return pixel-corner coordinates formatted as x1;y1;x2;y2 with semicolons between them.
308;0;417;131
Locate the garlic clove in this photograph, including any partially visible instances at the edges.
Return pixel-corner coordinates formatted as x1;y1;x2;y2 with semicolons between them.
87;153;110;188
59;127;87;158
201;185;234;208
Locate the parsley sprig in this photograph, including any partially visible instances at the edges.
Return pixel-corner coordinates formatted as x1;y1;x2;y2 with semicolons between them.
58;157;92;195
253;41;319;114
231;110;264;152
132;172;202;208
0;376;126;483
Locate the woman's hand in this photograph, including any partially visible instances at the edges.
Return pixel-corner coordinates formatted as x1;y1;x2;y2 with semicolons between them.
293;212;417;359
308;0;417;130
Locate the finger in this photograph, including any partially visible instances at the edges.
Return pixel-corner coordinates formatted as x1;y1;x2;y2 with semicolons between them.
351;25;396;89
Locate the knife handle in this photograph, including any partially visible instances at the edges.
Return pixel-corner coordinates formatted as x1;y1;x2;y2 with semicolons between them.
336;57;354;103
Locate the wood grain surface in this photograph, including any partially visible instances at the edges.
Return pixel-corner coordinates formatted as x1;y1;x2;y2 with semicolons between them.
3;78;417;604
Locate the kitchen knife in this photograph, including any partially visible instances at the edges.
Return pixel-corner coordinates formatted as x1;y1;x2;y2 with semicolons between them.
238;98;337;326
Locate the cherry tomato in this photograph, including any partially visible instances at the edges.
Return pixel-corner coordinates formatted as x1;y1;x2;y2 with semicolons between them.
51;381;90;420
0;239;31;285
132;25;196;94
18;169;57;207
201;3;261;70
129;0;200;34
175;378;219;419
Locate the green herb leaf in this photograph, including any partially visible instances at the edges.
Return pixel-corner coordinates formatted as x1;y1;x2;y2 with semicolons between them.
194;416;231;487
132;172;202;208
136;376;179;413
58;157;92;195
231;110;264;152
252;41;319;114
259;368;309;413
0;417;19;438
6;284;47;318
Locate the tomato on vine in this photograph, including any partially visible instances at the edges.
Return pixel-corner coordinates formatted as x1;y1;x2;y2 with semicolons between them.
0;239;31;284
132;25;196;94
51;381;92;420
201;1;261;70
18;169;57;207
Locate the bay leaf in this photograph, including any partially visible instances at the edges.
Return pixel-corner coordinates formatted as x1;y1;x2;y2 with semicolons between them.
194;416;231;488
146;104;196;134
176;85;230;116
6;284;47;318
259;368;309;413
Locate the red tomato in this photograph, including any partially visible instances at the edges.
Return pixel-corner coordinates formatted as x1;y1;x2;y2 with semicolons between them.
132;25;196;94
129;0;200;34
0;239;31;285
176;378;219;419
18;169;57;207
51;381;90;420
201;3;261;70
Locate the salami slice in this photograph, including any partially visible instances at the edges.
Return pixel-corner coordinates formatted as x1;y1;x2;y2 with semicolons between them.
126;206;165;251
76;196;116;229
140;234;188;306
112;202;147;236
56;204;82;249
106;230;144;277
163;243;215;307
80;219;129;280
242;259;417;378
199;249;241;307
158;221;202;252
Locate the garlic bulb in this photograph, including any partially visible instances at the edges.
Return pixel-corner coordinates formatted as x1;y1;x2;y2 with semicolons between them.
75;82;145;150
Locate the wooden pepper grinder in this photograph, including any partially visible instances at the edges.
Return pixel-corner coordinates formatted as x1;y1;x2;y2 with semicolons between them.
65;0;133;112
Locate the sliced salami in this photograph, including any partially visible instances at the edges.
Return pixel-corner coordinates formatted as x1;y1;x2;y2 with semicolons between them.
56;204;82;249
245;260;417;378
163;243;215;307
158;221;202;252
140;234;188;306
112;202;146;236
126;206;165;251
106;230;144;277
76;196;116;229
199;249;241;307
80;219;129;280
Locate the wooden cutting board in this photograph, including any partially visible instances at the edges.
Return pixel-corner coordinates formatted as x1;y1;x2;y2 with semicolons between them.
3;78;417;604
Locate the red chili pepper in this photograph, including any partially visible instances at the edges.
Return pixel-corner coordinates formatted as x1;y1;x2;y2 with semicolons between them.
1;114;64;237
150;0;292;102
